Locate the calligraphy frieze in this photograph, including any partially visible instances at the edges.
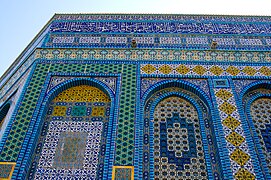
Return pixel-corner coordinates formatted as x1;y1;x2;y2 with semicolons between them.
50;21;271;35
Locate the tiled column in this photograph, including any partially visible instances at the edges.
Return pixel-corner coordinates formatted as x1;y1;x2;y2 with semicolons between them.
212;85;255;179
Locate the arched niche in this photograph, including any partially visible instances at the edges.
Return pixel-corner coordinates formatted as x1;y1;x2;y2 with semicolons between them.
0;102;11;130
139;81;223;180
27;80;114;180
242;83;271;179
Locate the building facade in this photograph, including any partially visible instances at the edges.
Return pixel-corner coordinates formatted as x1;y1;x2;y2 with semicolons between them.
0;14;271;179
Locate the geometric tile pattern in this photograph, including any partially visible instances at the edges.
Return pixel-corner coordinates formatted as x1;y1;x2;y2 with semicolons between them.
158;64;173;74
28;85;111;179
234;168;256;180
53;14;271;22
250;98;271;175
140;78;211;99
0;162;16;180
34;121;102;179
53;85;110;102
141;64;157;74
232;80;259;97
151;97;207;179
142;87;222;179
214;88;255;179
219;102;236;115
216;89;233;101
34;49;271;64
0;63;136;170
226;132;245;147
3;46;270;107
47;76;117;93
222;116;241;131
112;166;134;180
44;33;271;52
3;13;271;180
230;148;251;166
52;106;67;116
140;64;271;77
3;47;271;100
71;105;86;116
210;66;224;76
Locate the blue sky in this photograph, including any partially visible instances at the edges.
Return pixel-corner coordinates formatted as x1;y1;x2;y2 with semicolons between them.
1;0;271;77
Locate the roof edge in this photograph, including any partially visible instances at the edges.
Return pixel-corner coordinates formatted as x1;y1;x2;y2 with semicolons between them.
53;13;271;18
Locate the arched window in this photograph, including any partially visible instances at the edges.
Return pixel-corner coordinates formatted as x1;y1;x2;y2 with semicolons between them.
0;103;11;130
152;96;206;179
242;86;271;178
250;97;271;174
142;87;222;179
28;85;111;179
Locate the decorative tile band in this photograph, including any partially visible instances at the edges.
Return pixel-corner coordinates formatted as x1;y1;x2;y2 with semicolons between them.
47;76;117;93
44;33;271;51
50;21;271;35
214;88;255;179
0;162;16;180
140;63;271;77
0;63;136;178
34;48;271;62
2;48;271;100
140;78;211;99
53;14;271;23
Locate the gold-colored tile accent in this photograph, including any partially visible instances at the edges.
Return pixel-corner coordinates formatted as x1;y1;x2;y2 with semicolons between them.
226;66;240;76
141;64;156;74
158;65;173;74
176;65;190;75
219;102;236;115
210;66;224;76
193;65;207;75
234;168;255;180
222;116;241;130
215;89;232;101
243;66;257;76
230;149;250;166
52;106;67;116
260;66;271;76
112;166;134;180
0;162;16;180
91;106;105;117
53;85;110;102
226;132;245;147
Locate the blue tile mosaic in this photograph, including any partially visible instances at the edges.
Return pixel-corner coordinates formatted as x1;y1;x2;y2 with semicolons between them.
1;14;271;180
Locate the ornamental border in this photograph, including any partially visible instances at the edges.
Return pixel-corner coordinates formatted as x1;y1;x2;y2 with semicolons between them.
148;92;212;179
243;93;271;179
13;72;121;179
34;48;271;63
2;47;271;100
53;14;271;22
208;78;235;179
43;32;271;51
237;81;271;179
135;79;227;179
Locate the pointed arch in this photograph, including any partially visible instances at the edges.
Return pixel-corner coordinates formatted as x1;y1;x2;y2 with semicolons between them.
142;80;211;107
27;78;116;179
0;102;11;130
136;80;223;179
242;82;271;179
